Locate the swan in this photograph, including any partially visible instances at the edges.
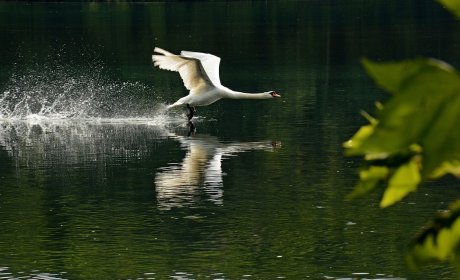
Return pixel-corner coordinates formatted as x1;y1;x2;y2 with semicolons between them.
152;47;281;120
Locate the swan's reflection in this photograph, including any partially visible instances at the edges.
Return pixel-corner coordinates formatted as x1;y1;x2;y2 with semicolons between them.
155;132;279;210
0;119;280;210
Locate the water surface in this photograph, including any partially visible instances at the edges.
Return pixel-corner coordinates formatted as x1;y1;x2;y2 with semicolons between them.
1;1;460;279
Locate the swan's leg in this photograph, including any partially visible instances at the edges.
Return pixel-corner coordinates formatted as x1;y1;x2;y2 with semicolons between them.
186;104;196;120
188;121;196;136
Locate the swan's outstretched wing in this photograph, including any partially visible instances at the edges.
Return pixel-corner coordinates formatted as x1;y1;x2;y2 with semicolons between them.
152;47;218;94
181;50;222;86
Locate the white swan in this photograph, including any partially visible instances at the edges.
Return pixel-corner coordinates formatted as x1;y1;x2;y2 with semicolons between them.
152;47;281;120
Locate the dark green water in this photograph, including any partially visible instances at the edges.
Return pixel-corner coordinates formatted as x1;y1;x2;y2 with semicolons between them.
1;1;460;279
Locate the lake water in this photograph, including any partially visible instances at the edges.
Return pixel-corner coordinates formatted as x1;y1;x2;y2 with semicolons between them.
1;1;460;279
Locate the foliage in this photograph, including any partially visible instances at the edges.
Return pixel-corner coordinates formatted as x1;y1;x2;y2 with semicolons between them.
406;200;460;270
344;58;460;208
344;58;460;270
438;0;460;18
344;0;460;269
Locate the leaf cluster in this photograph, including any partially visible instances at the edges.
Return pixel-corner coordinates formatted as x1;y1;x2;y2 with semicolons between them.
345;0;460;273
406;201;460;271
345;58;460;208
345;57;460;271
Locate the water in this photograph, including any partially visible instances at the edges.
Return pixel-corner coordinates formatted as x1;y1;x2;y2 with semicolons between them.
1;1;460;279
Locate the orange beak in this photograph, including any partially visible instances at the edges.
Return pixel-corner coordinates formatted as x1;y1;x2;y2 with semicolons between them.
272;93;281;97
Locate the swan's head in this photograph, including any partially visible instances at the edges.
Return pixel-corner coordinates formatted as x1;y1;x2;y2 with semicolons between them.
268;91;281;98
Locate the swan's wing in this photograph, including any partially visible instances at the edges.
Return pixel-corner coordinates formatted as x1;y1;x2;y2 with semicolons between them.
181;51;222;86
152;47;215;94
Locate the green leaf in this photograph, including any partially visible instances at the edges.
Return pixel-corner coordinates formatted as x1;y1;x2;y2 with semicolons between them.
343;124;375;152
346;58;460;208
357;59;460;156
380;160;421;208
348;166;389;199
348;58;460;177
406;200;460;270
430;160;460;179
361;58;455;95
421;93;460;177
361;58;424;95
437;0;460;18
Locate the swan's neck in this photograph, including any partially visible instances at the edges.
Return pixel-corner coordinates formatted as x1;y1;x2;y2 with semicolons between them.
225;89;271;100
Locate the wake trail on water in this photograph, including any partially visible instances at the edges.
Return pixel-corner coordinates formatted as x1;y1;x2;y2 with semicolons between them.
0;50;187;126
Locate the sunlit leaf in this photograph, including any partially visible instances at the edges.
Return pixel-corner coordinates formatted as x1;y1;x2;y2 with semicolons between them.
348;166;388;199
380;160;421;208
360;110;378;124
430;160;460;179
355;59;460;158
365;148;419;167
347;58;460;182
437;0;460;18
406;200;460;270
343;124;374;152
346;58;460;209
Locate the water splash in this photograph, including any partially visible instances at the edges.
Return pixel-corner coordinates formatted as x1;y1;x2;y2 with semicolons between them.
0;48;201;177
0;49;166;120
